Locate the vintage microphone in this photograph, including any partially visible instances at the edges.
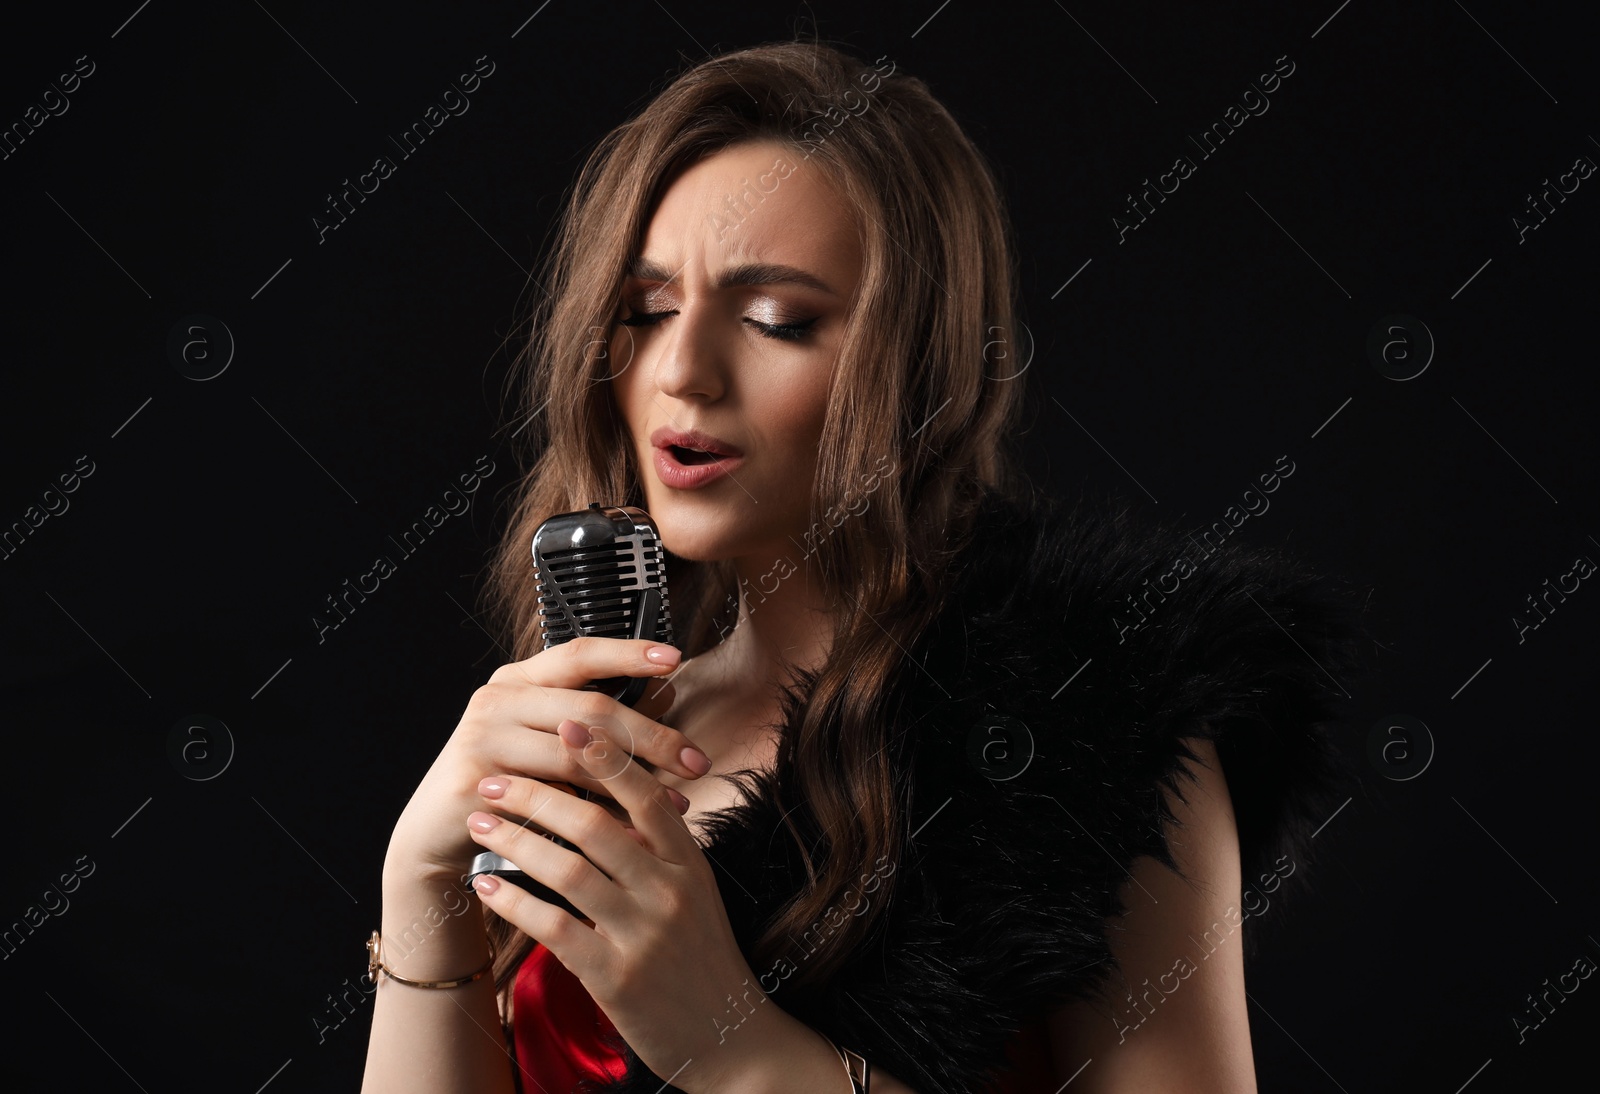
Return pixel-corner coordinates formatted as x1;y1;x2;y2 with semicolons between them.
466;502;674;918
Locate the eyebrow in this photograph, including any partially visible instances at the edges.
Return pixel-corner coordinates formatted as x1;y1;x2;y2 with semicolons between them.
626;256;837;297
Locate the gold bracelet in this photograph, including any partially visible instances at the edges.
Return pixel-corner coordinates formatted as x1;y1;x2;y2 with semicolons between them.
366;928;496;989
827;1034;870;1094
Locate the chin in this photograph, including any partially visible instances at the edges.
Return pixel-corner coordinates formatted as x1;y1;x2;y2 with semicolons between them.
648;502;736;563
660;529;739;564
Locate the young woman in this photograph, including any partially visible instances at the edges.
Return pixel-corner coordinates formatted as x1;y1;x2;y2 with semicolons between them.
361;40;1372;1094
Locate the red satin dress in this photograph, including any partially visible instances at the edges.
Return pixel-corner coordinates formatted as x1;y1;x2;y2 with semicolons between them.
511;941;628;1090
509;941;1058;1092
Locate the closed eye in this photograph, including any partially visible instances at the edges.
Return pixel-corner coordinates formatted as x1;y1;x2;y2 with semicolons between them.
616;309;818;343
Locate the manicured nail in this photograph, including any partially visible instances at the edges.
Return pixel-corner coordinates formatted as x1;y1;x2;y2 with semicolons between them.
645;645;681;666
667;788;690;814
468;812;501;833
680;746;712;776
559;719;593;747
479;777;508;799
473;874;500;894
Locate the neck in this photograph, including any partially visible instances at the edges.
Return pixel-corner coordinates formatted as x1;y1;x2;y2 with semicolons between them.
707;548;838;692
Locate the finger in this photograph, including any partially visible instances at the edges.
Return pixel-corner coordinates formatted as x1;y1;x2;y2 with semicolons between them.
469;870;605;974
492;635;682;691
476;774;629;831
480;764;668;882
609;678;679;776
559;719;696;866
482;671;712;785
480;722;629;807
465;788;619;924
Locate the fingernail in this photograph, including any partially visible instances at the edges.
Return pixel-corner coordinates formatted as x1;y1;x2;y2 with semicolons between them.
645;645;681;666
667;788;690;814
468;812;501;833
680;746;712;776
479;777;508;799
559;719;593;746
473;874;500;894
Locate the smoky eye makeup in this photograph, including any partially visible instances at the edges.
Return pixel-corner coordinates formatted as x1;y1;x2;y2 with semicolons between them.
614;288;822;342
617;307;819;342
743;300;809;327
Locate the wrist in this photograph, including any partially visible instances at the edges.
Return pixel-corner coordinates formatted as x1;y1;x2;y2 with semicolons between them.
712;1005;852;1094
382;846;475;889
375;869;490;983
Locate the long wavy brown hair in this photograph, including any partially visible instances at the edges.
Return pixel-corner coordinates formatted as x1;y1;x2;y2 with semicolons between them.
478;35;1034;1021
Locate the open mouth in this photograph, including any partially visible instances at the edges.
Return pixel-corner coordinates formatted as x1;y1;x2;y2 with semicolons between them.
652;440;742;489
669;445;725;465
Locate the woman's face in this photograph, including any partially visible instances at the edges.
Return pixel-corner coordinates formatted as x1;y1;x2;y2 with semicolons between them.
608;140;863;564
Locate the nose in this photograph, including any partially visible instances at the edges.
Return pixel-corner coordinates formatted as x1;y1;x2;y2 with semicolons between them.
649;297;728;403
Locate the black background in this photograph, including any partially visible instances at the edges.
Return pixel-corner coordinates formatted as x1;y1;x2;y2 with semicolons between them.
2;2;1596;1091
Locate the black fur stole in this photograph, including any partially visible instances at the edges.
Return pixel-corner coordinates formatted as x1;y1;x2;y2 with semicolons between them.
581;487;1375;1094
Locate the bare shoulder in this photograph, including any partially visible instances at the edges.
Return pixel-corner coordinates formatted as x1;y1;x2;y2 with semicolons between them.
1044;734;1259;1093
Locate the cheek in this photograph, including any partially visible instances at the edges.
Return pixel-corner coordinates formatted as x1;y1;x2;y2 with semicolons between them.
606;352;646;431
781;363;835;443
605;323;645;388
605;346;628;389
767;401;827;463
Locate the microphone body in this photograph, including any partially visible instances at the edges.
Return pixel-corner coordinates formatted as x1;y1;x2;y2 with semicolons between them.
466;503;674;918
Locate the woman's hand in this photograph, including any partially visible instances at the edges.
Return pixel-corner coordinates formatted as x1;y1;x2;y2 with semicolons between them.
382;637;713;887
466;718;766;1094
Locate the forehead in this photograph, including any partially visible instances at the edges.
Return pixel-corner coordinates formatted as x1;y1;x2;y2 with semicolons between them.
638;142;863;285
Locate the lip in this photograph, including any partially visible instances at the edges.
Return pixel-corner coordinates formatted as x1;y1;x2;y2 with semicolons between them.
653;446;744;489
649;426;744;458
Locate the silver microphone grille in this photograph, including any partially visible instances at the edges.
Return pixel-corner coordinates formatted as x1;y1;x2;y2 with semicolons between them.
533;503;673;652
